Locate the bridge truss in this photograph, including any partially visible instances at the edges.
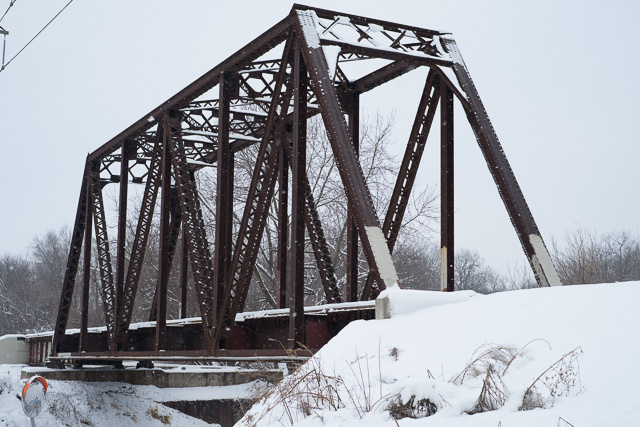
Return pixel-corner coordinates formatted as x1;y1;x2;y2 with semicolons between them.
51;4;561;361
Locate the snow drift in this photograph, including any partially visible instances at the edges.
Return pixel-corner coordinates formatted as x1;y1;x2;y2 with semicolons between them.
237;282;640;426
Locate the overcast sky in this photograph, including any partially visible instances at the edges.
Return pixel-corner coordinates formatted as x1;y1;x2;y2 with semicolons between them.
1;0;638;275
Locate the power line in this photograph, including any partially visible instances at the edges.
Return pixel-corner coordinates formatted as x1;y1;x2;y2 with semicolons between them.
0;0;18;24
0;0;75;73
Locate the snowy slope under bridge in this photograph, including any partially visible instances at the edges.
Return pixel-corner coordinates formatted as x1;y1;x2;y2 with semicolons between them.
238;281;640;427
1;282;639;426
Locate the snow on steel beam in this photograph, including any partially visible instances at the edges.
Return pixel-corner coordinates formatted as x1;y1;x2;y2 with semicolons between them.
295;9;400;293
294;6;452;67
292;4;445;38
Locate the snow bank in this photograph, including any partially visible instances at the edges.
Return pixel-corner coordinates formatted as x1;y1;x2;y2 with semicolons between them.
376;288;478;318
0;363;265;426
238;282;640;426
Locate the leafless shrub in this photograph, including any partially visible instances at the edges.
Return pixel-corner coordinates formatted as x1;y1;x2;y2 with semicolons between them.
454;340;557;414
242;344;398;426
146;405;172;425
467;364;508;414
243;355;345;426
452;344;517;385
388;396;437;419
47;391;94;426
519;347;584;411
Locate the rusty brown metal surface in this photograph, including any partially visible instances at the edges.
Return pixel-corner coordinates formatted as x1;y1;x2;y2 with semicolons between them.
51;5;560;362
361;71;441;300
53;162;89;355
440;84;455;292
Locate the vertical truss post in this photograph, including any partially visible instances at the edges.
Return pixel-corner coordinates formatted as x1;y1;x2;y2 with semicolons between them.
79;169;93;353
440;38;561;287
53;162;89;355
155;131;172;352
295;10;400;294
150;187;184;323
90;161;117;352
440;84;454;292
179;225;188;319
280;138;342;304
214;33;296;348
214;71;233;345
114;139;133;349
346;91;360;301
167;110;216;349
225;153;235;302
277;144;289;309
117;134;162;338
361;72;441;300
289;44;307;350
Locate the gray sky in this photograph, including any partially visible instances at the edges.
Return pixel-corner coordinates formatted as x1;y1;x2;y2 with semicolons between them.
1;0;638;275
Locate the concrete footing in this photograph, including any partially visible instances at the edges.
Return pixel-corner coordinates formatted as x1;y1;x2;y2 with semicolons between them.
21;365;282;388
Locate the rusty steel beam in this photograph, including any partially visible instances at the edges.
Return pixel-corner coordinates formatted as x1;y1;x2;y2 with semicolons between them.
351;61;417;94
346;91;360;302
52;162;89;355
277;144;288;309
87;14;294;163
213;71;233;338
440;38;561;287
289;44;307;349
440;84;454;292
155;132;172;352
166;111;217;348
113;140;133;350
116;133;162;339
301;176;342;303
292;4;444;37
278;138;343;305
89;163;117;350
296;10;400;294
277;127;342;305
149;189;182;323
179;225;188;319
361;71;441;300
79;169;92;353
214;32;296;349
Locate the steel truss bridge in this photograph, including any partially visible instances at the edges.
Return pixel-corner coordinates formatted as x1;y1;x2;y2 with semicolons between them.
50;4;561;365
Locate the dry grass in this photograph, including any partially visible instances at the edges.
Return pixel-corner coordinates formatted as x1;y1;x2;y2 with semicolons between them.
453;340;581;415
519;347;584;411
146;406;172;425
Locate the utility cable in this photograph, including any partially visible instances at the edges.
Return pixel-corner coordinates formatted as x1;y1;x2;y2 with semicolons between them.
0;0;74;73
0;0;17;24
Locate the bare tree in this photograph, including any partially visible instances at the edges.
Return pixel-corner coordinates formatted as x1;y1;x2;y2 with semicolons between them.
197;113;438;310
552;227;640;285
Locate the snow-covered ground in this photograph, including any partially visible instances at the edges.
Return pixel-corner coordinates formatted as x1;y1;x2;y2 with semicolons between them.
2;282;639;426
0;363;268;426
238;282;640;426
